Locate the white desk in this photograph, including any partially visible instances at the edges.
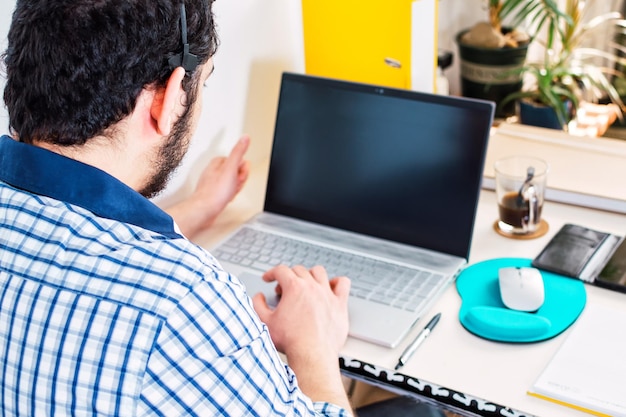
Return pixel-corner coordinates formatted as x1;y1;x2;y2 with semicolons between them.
194;140;626;417
338;190;626;417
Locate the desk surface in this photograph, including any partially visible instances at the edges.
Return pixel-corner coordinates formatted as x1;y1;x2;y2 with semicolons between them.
194;144;626;417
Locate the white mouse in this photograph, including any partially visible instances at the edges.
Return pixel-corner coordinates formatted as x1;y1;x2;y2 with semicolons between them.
498;267;545;312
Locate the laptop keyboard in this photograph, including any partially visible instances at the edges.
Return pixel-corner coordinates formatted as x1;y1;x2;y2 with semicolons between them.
213;227;445;312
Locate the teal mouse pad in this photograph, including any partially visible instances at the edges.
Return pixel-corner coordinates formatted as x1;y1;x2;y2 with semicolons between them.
456;258;586;342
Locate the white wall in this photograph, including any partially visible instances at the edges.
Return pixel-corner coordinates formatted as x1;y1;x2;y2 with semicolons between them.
161;0;307;205
0;1;12;135
0;0;581;205
0;0;308;206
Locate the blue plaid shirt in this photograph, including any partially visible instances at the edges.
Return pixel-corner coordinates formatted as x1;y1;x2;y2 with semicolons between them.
0;135;349;416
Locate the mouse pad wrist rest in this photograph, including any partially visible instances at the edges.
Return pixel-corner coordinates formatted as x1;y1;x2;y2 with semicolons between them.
456;258;586;343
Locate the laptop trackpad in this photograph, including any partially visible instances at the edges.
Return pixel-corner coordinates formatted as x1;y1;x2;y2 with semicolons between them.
238;271;280;308
348;297;418;348
237;270;416;348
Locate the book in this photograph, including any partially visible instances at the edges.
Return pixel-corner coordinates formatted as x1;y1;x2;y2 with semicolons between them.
528;304;626;417
532;223;624;284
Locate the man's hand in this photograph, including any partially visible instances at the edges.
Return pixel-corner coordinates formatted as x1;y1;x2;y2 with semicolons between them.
196;135;250;215
252;264;351;357
252;264;352;411
166;135;250;239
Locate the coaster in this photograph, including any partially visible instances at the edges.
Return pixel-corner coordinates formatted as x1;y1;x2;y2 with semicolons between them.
493;219;549;240
456;258;586;343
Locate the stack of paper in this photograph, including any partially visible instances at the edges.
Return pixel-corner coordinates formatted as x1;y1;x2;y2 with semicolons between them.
528;304;626;416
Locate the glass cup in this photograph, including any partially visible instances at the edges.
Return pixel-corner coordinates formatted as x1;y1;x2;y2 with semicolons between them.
494;156;549;236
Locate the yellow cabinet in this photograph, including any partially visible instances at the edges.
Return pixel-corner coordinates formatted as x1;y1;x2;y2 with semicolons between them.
302;0;437;92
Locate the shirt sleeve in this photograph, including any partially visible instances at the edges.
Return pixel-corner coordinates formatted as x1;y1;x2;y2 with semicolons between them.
137;270;351;416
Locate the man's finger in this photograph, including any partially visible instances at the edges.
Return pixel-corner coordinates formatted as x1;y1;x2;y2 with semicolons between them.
329;276;351;302
225;135;250;169
309;265;329;284
251;293;271;321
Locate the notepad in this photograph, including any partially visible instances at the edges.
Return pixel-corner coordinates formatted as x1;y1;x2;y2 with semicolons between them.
528;304;626;417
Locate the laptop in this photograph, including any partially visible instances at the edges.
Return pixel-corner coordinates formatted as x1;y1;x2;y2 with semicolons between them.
213;72;495;348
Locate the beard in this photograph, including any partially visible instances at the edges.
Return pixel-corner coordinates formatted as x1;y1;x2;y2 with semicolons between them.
139;105;193;199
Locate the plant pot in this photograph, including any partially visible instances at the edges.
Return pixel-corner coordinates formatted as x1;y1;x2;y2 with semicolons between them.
517;99;572;130
456;29;529;118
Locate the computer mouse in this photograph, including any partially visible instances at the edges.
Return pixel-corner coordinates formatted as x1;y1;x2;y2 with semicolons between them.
498;267;545;312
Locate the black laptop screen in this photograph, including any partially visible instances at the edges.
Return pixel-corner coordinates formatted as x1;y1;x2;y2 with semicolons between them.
265;73;495;259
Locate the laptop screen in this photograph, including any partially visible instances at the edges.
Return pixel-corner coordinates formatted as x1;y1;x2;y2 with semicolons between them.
265;73;495;259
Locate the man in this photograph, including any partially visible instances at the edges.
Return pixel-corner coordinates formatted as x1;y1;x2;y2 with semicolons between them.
0;0;352;415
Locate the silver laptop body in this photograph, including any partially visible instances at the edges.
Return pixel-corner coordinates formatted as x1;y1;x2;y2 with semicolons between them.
213;72;495;348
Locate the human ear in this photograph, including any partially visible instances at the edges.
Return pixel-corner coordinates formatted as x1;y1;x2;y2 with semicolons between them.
150;67;187;136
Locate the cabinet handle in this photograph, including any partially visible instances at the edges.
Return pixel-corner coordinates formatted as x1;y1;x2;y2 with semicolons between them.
384;57;402;69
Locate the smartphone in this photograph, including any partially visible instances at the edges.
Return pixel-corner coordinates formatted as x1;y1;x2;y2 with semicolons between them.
596;237;626;293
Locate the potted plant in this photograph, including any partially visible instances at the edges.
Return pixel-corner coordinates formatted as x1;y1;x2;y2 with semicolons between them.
456;0;566;117
501;0;626;131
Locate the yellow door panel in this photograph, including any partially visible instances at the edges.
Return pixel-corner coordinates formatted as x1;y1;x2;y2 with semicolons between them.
302;0;415;89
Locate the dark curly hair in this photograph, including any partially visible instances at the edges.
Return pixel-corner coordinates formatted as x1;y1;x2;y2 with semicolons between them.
2;0;218;145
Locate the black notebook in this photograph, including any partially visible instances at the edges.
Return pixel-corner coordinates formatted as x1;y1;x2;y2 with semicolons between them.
532;223;624;289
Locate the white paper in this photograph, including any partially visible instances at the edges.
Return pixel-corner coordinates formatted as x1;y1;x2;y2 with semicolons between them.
530;304;626;416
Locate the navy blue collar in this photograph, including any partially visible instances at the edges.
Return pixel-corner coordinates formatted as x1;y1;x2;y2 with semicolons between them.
0;135;181;239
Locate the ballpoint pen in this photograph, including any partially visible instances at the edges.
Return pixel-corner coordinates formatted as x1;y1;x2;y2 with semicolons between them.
394;312;441;371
